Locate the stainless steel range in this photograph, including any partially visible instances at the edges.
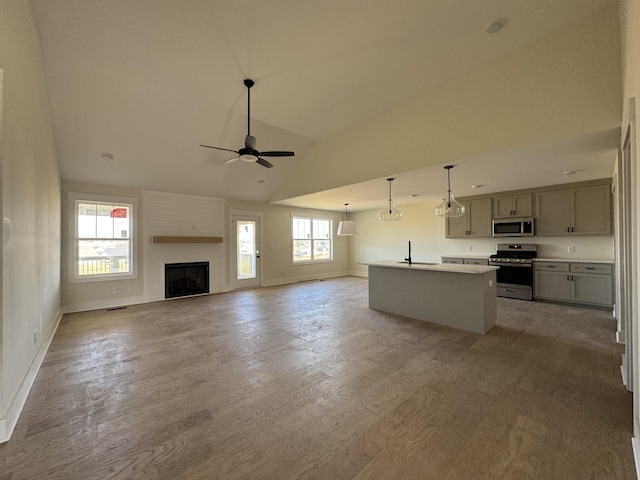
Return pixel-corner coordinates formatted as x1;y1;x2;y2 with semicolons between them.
489;244;537;300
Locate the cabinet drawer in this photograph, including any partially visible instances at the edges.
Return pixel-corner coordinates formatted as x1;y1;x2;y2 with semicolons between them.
571;263;612;274
441;257;464;265
535;262;569;272
464;259;488;265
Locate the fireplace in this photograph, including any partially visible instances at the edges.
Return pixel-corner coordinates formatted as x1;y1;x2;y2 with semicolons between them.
165;262;209;299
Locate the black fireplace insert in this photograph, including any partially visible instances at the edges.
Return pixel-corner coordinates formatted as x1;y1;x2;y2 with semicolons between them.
165;262;209;299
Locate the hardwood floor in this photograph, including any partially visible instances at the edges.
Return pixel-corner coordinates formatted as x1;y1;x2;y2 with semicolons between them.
0;276;635;479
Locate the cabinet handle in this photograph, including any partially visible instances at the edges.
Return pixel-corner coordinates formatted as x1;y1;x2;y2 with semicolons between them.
547;265;556;268
571;227;574;232
567;227;570;233
586;267;595;270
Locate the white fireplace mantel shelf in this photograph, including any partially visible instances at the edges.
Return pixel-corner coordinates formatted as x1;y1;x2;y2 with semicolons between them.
150;236;223;244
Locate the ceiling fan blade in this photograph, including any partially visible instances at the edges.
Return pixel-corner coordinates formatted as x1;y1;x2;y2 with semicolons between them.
256;157;274;168
221;156;240;165
200;144;240;154
259;151;295;157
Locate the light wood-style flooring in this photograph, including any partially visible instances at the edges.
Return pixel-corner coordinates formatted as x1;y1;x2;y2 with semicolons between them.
0;276;635;479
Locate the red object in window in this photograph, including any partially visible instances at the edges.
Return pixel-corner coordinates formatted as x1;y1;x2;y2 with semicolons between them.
110;208;127;218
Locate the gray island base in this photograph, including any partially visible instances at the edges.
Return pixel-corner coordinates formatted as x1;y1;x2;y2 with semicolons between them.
365;261;499;334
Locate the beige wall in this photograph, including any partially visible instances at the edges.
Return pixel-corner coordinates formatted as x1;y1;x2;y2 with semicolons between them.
348;201;614;277
271;6;621;203
619;0;640;449
61;182;145;311
226;200;350;286
0;0;61;441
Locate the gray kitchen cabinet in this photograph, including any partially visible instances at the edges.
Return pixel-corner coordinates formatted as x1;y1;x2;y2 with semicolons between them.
445;198;492;238
534;261;613;307
441;257;488;265
492;194;533;218
535;184;611;235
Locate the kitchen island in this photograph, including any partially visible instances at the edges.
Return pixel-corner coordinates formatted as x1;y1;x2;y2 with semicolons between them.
365;261;499;334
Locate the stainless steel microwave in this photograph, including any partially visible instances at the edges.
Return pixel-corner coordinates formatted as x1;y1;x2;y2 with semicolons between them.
492;218;534;237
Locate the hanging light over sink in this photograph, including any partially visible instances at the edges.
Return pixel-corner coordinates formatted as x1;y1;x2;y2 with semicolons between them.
435;165;465;218
379;178;403;221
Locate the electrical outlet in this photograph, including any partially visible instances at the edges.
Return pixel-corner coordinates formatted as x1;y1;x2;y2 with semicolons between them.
112;287;118;295
127;285;132;293
467;245;473;252
567;246;576;253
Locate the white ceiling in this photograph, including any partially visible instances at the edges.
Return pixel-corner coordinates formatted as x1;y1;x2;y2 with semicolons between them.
29;0;619;209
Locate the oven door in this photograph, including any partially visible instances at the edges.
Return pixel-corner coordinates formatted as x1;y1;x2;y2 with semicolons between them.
493;263;533;287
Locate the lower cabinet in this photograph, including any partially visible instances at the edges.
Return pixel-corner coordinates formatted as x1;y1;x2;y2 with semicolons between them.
441;257;489;265
534;261;613;307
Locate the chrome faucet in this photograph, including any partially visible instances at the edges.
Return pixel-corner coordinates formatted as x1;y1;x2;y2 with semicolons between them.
405;240;412;265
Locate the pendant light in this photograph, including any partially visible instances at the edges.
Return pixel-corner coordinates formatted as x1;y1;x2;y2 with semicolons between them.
435;165;465;218
379;178;403;221
337;203;358;235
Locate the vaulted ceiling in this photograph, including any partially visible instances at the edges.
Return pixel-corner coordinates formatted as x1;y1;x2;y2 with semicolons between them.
30;0;620;210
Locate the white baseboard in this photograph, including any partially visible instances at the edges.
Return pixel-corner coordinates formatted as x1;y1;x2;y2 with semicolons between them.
62;295;149;314
632;436;640;479
0;309;62;443
262;271;352;287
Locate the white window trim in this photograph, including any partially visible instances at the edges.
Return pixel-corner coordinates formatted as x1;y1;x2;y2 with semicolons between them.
290;212;334;265
68;192;139;283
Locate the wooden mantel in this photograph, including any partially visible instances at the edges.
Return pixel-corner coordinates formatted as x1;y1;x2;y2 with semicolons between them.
150;236;223;244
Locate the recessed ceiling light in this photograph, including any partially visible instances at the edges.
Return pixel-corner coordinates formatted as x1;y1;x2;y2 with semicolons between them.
101;152;114;161
563;170;578;175
486;20;504;34
409;194;420;198
257;179;266;184
472;184;485;189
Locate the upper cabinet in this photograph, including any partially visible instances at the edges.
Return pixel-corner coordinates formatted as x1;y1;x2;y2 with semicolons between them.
492;194;533;218
535;183;611;235
446;198;492;238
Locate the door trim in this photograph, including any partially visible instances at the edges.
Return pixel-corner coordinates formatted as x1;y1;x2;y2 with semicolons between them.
229;210;263;290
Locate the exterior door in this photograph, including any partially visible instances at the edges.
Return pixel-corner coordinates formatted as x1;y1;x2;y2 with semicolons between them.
231;212;261;289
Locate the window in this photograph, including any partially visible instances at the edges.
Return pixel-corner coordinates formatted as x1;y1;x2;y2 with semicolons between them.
292;215;333;263
69;193;137;282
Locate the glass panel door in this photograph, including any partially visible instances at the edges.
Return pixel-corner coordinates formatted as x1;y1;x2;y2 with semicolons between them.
230;213;261;289
237;220;256;280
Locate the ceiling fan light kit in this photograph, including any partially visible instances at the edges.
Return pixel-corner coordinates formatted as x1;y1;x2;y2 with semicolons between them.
337;203;358;236
200;79;294;168
379;178;403;221
435;165;465;218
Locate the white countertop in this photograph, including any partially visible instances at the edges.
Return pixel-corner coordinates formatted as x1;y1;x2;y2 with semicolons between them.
364;260;499;275
441;254;491;260
534;258;614;264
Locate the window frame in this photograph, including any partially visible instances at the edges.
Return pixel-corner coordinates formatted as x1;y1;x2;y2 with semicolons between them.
68;192;138;283
291;213;334;265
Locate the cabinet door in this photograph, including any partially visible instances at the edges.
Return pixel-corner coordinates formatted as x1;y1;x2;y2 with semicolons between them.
571;185;611;235
445;202;469;238
467;198;492;237
493;196;515;218
571;273;613;306
534;271;571;301
513;194;533;217
536;190;571;235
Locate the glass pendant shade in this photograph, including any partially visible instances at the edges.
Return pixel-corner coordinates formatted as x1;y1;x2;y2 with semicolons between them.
379;178;403;221
435;165;465;218
337;204;358;235
435;193;465;217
